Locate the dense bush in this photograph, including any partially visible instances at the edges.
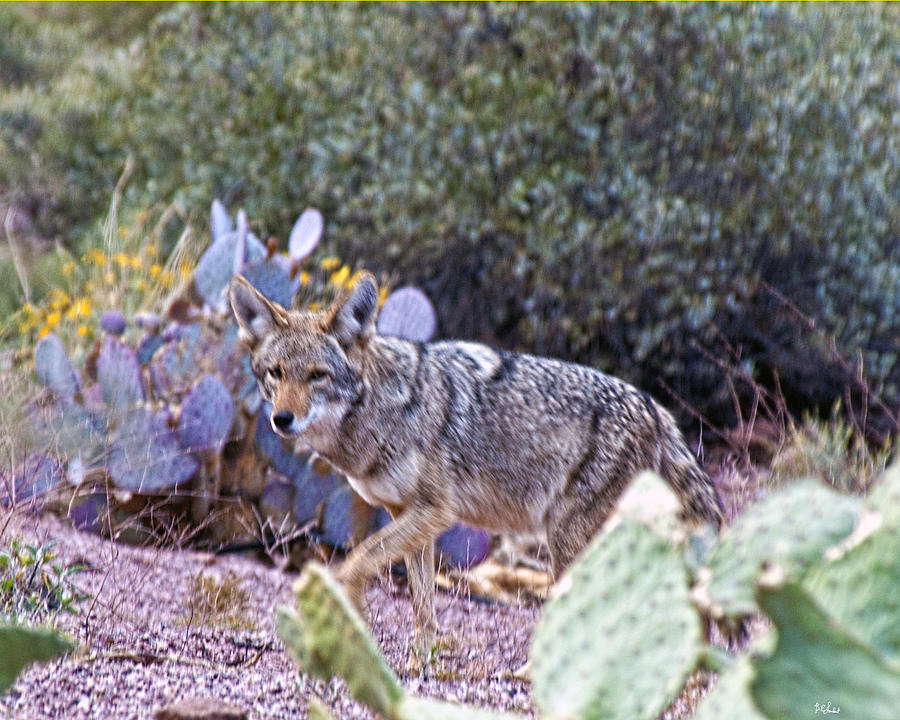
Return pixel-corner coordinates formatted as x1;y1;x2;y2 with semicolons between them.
2;3;899;431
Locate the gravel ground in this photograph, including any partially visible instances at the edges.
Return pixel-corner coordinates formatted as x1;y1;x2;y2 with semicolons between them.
0;512;539;719
1;508;728;720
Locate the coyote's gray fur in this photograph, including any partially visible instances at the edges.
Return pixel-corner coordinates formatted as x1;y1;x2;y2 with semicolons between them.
229;273;722;649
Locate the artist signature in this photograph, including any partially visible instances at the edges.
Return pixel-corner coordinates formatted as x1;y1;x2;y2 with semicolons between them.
815;701;840;715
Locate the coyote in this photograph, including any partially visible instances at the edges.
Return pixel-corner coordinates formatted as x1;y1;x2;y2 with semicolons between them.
229;273;722;650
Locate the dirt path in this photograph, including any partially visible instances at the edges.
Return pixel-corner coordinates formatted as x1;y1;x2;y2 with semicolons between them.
1;512;538;719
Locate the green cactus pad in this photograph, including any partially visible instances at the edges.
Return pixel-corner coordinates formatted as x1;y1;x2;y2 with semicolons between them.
608;470;687;541
752;581;900;720
700;480;861;617
306;698;337;720
0;624;74;692
693;633;775;720
693;654;764;720
399;696;525;720
802;465;900;663
275;562;404;718
867;461;900;526
531;520;701;720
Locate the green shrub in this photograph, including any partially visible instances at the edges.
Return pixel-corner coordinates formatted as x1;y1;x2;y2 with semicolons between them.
3;3;899;429
770;403;896;494
0;539;86;625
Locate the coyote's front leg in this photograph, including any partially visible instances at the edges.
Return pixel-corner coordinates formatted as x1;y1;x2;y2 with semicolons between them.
336;499;452;657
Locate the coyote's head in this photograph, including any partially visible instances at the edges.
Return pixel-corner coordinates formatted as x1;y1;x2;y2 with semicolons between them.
228;273;378;442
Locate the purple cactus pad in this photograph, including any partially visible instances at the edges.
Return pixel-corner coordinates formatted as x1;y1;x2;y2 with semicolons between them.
100;311;127;335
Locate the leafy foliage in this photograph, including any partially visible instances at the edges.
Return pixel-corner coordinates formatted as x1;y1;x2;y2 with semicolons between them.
0;540;86;624
769;403;897;494
3;3;900;429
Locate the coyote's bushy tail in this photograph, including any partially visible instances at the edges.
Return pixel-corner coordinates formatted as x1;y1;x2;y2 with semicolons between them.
658;411;724;529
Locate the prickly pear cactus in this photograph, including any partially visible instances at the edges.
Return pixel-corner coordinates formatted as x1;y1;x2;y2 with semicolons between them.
868;461;900;526
177;374;234;453
531;519;702;720
698;480;861;618
436;524;491;569
801;464;900;663
195;225;266;307
99;310;127;335
398;697;524;719
108;409;198;492
752;580;900;720
241;258;293;308
277;563;524;720
288;208;323;261
97;335;144;412
275;562;404;719
692;651;767;720
34;333;80;400
306;698;337;720
210;198;233;242
0;625;74;692
377;286;436;343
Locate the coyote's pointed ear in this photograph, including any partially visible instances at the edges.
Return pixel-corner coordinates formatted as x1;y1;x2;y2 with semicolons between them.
229;276;287;349
325;272;378;347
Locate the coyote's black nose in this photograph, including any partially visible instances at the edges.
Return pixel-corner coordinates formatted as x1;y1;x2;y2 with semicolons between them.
272;411;294;431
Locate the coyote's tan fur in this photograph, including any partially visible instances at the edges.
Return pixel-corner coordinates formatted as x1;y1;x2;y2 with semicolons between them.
229;273;722;649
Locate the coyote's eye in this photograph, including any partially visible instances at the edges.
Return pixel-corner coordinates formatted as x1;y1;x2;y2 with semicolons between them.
269;365;283;380
307;368;329;383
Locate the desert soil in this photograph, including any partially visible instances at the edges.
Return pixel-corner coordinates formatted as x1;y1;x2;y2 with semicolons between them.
0;510;715;720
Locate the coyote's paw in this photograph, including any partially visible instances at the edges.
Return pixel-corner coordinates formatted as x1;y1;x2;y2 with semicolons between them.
405;628;458;676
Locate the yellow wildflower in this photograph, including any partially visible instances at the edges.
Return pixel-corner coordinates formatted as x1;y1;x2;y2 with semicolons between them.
178;261;192;278
61;260;76;277
145;244;158;257
48;288;70;311
117;224;128;239
45;311;61;328
104;271;115;285
37;326;50;339
86;248;105;265
115;252;130;269
23;303;37;318
309;301;321;311
329;265;351;287
160;270;174;288
299;270;310;285
135;279;148;292
149;263;163;278
85;281;97;295
71;298;91;318
129;255;142;270
77;325;90;337
320;256;341;271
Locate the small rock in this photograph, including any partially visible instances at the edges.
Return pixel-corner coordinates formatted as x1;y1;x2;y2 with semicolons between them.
154;697;247;720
